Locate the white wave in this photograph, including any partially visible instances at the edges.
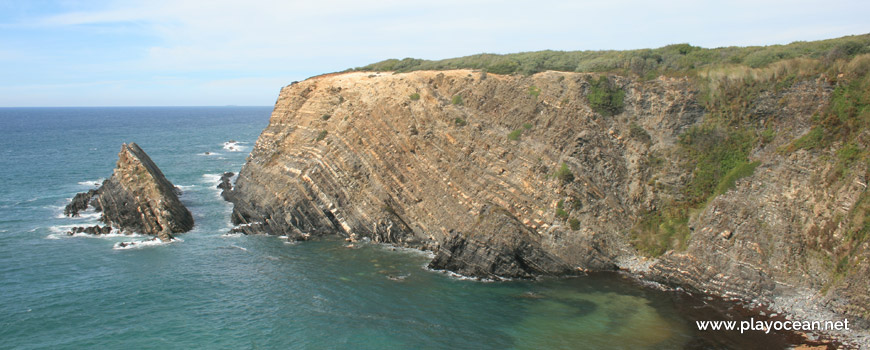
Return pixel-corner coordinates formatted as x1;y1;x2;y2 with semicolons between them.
56;210;101;220
176;184;197;190
77;178;104;187
220;233;243;238
223;141;247;152
426;267;500;283
48;225;144;239
230;244;248;251
377;243;435;258
0;229;8;233
277;235;288;239
113;237;182;250
201;173;222;184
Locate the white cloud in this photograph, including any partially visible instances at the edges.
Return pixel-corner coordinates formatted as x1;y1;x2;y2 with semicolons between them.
3;0;869;106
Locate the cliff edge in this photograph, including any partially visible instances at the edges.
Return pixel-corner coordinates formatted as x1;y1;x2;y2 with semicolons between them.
65;143;194;241
226;68;869;344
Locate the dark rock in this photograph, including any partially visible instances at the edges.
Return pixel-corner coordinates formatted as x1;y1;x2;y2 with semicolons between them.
428;206;575;279
63;143;193;242
64;189;98;217
217;172;235;201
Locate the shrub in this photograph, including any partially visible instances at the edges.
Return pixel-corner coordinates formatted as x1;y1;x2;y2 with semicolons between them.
555;200;569;220
555;163;574;183
791;126;826;150
321;114;331;121
315;130;328;141
760;128;776;144
528;85;541;98
454;117;467;126
410;93;420;101
629;122;651;143
713;161;760;196
586;76;625;116
568;218;580;230
452;95;463;105
523;123;533;130
508;129;523;141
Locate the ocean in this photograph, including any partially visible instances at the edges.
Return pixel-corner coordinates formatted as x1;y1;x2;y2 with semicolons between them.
0;107;797;349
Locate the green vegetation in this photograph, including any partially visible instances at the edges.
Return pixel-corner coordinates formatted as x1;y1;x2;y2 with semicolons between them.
354;34;870;77
315;130;328;141
555;200;569;220
632;209;690;257
528;85;541;98
568;218;580;231
409;93;420;101
629;122;651;143
714;161;760;196
522;123;533;130
633;124;760;256
586;76;625;116
508;129;523;141
760;127;776;144
321;114;331;121
554;163;574;183
678;126;756;205
452;95;463;105
790;126;825;151
454;117;467;126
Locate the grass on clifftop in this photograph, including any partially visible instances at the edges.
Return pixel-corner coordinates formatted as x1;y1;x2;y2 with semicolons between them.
353;34;870;78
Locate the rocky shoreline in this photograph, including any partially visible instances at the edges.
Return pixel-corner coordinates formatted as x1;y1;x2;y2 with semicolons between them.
223;70;868;348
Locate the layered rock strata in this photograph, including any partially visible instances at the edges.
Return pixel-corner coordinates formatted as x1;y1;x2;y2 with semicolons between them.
226;70;868;342
65;143;194;241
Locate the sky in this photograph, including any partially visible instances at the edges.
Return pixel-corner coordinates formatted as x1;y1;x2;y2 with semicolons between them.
0;0;868;107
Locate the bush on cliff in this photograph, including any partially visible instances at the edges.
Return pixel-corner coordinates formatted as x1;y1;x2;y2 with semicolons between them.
586;76;625;116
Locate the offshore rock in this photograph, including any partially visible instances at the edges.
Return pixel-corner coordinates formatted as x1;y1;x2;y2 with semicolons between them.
217;172;234;201
65;143;193;241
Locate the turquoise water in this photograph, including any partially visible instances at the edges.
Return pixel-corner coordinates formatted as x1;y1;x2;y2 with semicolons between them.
0;107;792;349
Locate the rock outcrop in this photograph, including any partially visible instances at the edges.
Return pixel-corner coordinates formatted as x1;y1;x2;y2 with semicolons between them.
65;143;194;241
226;70;868;343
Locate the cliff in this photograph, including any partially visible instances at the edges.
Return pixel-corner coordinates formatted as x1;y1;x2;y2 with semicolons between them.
227;67;869;343
65;143;194;241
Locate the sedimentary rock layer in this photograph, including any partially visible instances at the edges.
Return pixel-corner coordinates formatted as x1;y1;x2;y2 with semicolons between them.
66;143;193;241
226;70;868;337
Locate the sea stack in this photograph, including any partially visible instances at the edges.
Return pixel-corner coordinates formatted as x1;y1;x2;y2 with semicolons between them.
65;143;194;241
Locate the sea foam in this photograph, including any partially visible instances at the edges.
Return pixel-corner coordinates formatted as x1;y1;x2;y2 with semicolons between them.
223;141;247;152
113;237;182;250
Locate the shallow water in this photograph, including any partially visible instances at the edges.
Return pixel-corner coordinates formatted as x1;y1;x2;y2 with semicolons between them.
0;107;797;349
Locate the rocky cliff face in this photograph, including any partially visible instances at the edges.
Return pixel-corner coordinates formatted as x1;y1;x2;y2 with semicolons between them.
66;143;194;241
226;70;868;340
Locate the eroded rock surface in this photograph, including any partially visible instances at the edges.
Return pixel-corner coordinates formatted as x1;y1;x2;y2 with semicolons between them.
226;70;868;341
65;143;193;241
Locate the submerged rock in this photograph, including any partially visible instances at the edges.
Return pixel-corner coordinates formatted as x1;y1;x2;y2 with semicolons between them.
64;143;194;241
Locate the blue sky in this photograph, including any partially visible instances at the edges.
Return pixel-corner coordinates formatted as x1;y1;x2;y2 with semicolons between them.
1;0;868;107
